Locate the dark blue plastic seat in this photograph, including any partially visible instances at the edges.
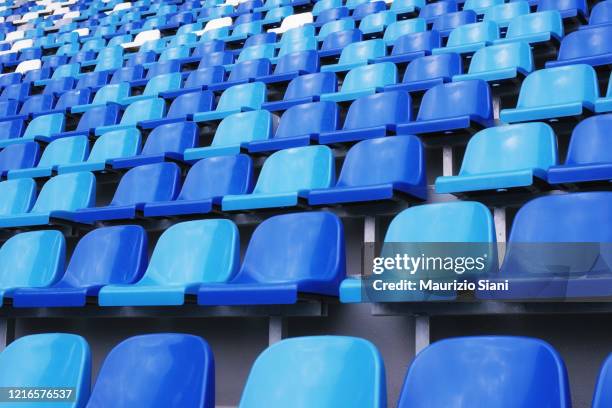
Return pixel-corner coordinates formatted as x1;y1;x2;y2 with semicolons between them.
594;351;612;408
537;0;587;22
211;58;271;91
548;115;612;187
0;100;18;117
198;51;234;69
59;104;121;139
353;0;386;20
320;28;363;57
111;65;145;84
419;0;458;22
385;53;462;93
87;334;214;408
432;10;477;37
309;135;426;204
198;212;345;305
398;336;570;407
377;31;441;65
397;79;493;136
0;142;40;177
12;226;147;307
262;72;338;111
141;91;214;129
144;154;253;217
546;25;612;68
587;0;612;26
180;66;226;92
248;101;339;152
260;50;319;83
316;6;350;25
0;83;30;101
319;91;410;144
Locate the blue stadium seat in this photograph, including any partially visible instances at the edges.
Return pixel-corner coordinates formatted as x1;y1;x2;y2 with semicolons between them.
309;135;427;204
0;142;40;177
595;73;612;113
397;79;493;136
8;136;88;179
52;89;92;114
587;0;612;26
397;336;570;407
391;0;425;17
247;101;338;152
120;73;182;104
244;32;277;47
185;110;275;160
178;66;226;94
435;123;557;195
199;211;345;304
222;145;334;211
0;230;65;302
353;1;386;20
320;62;397;103
12;226;146;307
0;178;36;215
494;11;564;45
0;334;90;406
419;0;458;23
321;39;387;72
432;10;477;37
210;58;271;91
320;28;363;57
144;154;253;217
318;91;410;143
263;72;337;111
463;0;503;14
318;18;355;40
237;43;276;62
113;122;198;169
453;41;533;84
0;100;18;117
383;18;426;45
479;192;612;299
546;25;612;68
385;53;462;92
55;163;180;223
432;21;499;55
483;1;530;27
360;10;396;35
98;219;238;306
313;0;342;16
71;83;131;113
0;113;64;147
58;129;141;173
340;200;496;302
377;31;441;64
0;119;25;145
111;65;145;84
193;82;266;122
10;94;54;119
315;6;350;25
594;352;612;408
141;91;214;128
260;50;319;83
59;104;121;139
95;98;166;134
0;171;96;228
87;334;214;408
548;115;612;187
537;0;587;22
238;336;384;407
0;83;30;102
500;64;598;123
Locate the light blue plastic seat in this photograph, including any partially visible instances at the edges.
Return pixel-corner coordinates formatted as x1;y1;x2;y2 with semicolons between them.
120;73;182;104
398;336;570;407
595;72;612;113
435;123;557;194
483;1;530;27
95;98;166;135
8;136;90;179
71;83;131;113
0;172;96;228
238;336;384;408
322;39;387;72
432;10;478;37
98;219;239;306
382;18;426;45
87;334;214;408
320;62;397;102
359;10;396;35
313;0;342;15
453;41;533;83
194;82;266;122
0;230;65;303
159;46;190;62
384;53;462;93
432;21;499;55
278;25;316;46
500;64;598;123
0;178;36;216
340;201;496;302
463;0;503;14
238;43;276;62
0;333;91;407
199;211;345;304
391;0;425;16
229;21;264;40
263;5;293;23
318;18;355;40
277;36;317;59
185;110;275;160
546;25;612;69
58;129;141;173
222;145;335;211
494;11;564;45
0;113;65;148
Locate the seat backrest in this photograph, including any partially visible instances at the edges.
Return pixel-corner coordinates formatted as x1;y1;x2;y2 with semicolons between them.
386;201;495;242
276;101;338;139
179;154;253;201
353;0;386;19
403;53;462;83
77;105;121;131
229;59;271;81
313;0;342;15
392;30;441;55
284;72;337;100
23;113;65;140
212;110;276;147
321;28;362;51
120;98;166;125
143;72;182;95
383;18;426;44
38;135;89;168
419;0;458;20
556;25;612;62
216;82;266;111
146;60;181;79
483;1;530;26
186;66;225;88
467;41;533;75
142;122;198;156
238;43;276;62
233;210;344;288
93;83;130;104
0;178;36;216
464;0;503;12
33;172;95;213
416;79;492;121
62;225;147;288
274;50;319;75
446;20;498;46
198;50;234;68
506;11;564;39
0;119;25;142
593;352;612;408
590;0;612;25
338;39;386;64
360;10;396;31
88;128;141;163
18;94;53;115
0;230;65;289
537;0;587;15
111;66;144;83
0;142;39;172
564;115;612;165
278;36;317;57
168;92;214;119
0;333;90;407
318;16;354;39
110;162;180;206
337;135;425;188
398;336;570;408
88;334;213;408
432;10;477;34
142;219;239;284
515;64;599;109
341;62;397;93
56;89;92;111
239;336;384;408
343;91;410;129
459;123;557;176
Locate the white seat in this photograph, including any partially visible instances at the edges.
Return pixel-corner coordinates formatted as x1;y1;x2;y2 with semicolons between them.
73;27;89;36
120;29;161;48
0;39;33;56
63;11;80;19
15;59;42;75
3;31;25;43
268;12;314;34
